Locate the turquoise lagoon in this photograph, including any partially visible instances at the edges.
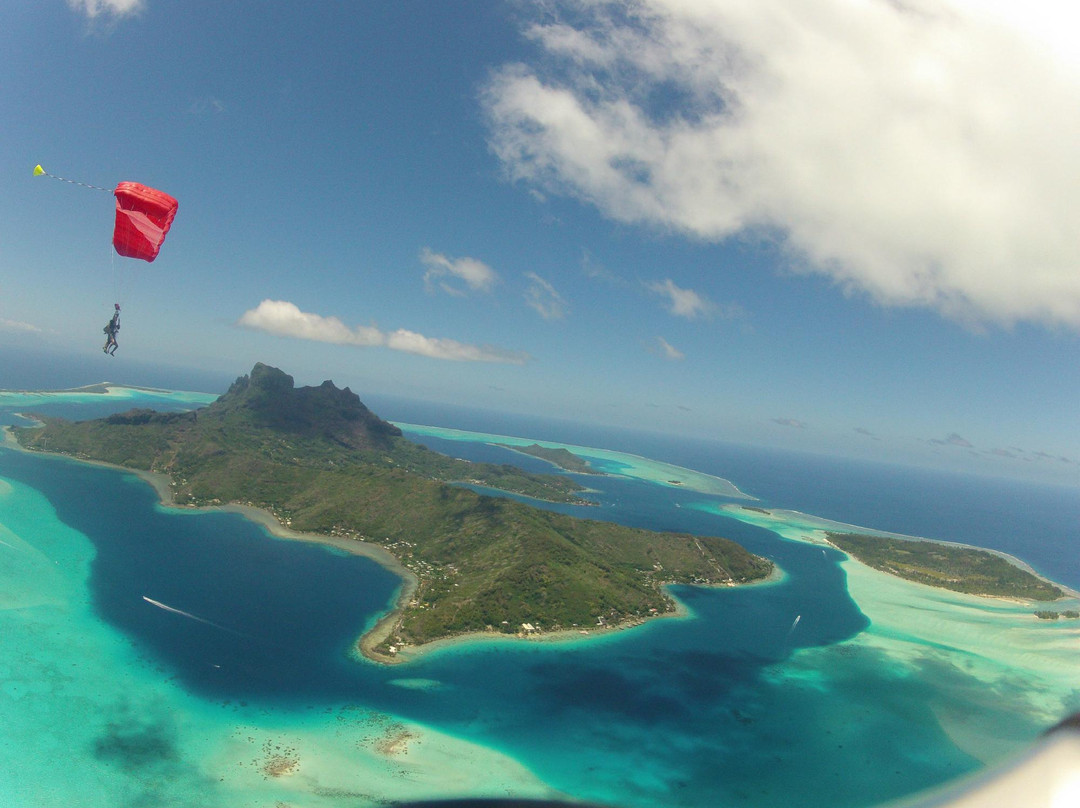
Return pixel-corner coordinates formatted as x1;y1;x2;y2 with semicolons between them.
0;387;1077;808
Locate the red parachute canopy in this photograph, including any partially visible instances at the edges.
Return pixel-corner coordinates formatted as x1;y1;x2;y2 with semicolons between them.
112;182;178;262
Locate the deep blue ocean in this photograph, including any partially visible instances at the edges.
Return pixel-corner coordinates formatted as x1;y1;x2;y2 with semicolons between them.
0;381;1077;808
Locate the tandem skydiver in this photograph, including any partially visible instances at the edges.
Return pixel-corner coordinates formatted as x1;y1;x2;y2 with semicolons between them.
103;303;120;355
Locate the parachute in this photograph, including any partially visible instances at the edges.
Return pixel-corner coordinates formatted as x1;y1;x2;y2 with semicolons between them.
112;182;179;263
33;165;179;263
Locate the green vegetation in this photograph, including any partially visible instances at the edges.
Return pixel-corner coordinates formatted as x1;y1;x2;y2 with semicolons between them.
1034;610;1079;620
14;363;772;655
826;532;1064;601
21;373;589;507
495;443;600;474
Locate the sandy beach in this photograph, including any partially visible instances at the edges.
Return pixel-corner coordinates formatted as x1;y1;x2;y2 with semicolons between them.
381;594;695;665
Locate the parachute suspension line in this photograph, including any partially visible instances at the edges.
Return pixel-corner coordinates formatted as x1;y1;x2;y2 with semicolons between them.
111;247;122;306
32;165;111;193
110;246;130;309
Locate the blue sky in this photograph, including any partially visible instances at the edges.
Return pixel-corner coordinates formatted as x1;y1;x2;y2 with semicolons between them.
2;0;1077;486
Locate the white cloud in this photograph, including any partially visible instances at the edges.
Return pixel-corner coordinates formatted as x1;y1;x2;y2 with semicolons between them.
648;278;713;319
0;318;42;334
68;0;143;18
237;299;527;364
386;329;529;364
484;0;1080;329
524;272;567;319
651;336;684;360
420;248;499;296
237;300;383;346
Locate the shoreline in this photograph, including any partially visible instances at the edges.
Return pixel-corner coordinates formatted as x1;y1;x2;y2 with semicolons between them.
720;503;1080;601
3;425;747;665
819;534;1079;605
357;560;787;665
491;442;603;475
379;591;696;665
2;424;422;663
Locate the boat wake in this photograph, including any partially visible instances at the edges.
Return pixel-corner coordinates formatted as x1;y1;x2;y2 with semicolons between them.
142;595;248;638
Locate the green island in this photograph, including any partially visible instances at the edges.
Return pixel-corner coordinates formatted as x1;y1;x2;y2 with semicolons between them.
12;363;773;660
494;443;601;474
825;532;1064;601
1034;610;1079;620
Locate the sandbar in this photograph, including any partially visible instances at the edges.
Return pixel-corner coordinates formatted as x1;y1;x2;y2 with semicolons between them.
708;502;1080;760
0;384;217;407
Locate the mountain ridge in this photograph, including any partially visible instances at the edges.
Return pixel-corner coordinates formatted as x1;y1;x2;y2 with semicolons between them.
209;362;402;450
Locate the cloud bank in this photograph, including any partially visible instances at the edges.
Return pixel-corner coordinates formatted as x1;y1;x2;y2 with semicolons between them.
237;300;528;364
484;0;1080;329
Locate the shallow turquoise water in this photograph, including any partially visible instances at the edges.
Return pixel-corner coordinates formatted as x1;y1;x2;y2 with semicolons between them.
1;388;1077;808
